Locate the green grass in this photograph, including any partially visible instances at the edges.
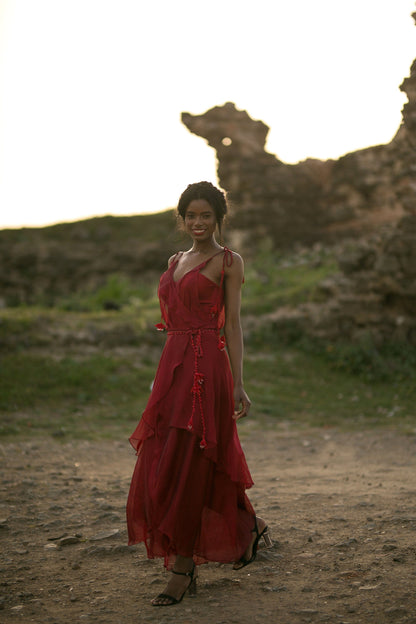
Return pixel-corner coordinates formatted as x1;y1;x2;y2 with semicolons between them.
0;353;156;439
56;273;159;312
244;344;415;431
243;247;337;314
1;244;415;440
1;335;415;440
0;303;161;350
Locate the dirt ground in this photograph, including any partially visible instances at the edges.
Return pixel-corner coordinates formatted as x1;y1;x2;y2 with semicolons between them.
1;426;416;624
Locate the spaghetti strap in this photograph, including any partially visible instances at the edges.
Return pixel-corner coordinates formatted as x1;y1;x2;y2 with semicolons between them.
200;248;227;268
170;251;183;266
219;247;233;290
222;247;233;269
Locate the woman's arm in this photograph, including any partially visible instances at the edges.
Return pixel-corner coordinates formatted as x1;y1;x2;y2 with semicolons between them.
223;253;251;420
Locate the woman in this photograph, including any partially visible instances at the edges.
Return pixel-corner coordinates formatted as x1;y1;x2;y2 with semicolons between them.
126;181;271;606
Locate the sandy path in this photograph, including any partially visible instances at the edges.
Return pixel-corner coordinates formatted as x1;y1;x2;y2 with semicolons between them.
1;427;416;623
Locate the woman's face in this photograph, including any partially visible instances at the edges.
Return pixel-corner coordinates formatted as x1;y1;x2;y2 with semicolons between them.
184;199;217;242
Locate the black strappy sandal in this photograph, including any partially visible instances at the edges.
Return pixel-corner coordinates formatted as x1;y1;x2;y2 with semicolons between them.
151;564;197;606
233;518;273;570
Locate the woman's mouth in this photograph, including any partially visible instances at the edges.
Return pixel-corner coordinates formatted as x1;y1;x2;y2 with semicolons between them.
192;229;205;235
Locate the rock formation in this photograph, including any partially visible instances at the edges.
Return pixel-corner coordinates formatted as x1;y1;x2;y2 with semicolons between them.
182;44;415;248
0;213;180;306
307;13;416;345
183;10;416;345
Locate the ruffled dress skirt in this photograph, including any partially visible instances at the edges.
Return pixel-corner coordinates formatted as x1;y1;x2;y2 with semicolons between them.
126;251;255;569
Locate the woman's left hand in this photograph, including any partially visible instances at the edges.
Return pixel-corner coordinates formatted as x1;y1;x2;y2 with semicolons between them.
233;385;251;420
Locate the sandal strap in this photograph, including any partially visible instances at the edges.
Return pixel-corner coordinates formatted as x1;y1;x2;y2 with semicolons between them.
172;567;194;578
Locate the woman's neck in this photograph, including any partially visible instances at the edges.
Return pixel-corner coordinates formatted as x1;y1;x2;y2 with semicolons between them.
189;238;222;255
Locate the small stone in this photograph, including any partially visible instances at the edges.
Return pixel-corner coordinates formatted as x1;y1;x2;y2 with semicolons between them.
96;502;114;511
47;533;67;541
90;529;120;541
57;536;81;547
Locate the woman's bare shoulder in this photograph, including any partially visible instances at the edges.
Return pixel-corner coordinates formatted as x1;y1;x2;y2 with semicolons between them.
221;249;244;285
225;249;244;272
167;251;184;267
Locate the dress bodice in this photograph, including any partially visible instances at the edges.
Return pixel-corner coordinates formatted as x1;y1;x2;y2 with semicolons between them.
157;249;230;332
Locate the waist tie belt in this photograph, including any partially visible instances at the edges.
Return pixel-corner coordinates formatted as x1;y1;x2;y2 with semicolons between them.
167;328;223;450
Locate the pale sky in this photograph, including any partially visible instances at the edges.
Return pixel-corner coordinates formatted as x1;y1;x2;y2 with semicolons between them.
0;0;415;229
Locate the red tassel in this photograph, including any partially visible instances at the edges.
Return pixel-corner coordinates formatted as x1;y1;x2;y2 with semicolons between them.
192;372;205;388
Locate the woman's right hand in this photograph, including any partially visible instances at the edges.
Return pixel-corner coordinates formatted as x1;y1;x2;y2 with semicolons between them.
232;385;251;420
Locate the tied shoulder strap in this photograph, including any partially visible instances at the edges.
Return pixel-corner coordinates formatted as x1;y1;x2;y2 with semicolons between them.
210;247;233;321
219;247;233;290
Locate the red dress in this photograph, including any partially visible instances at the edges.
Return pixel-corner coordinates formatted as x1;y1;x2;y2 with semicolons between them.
126;248;255;569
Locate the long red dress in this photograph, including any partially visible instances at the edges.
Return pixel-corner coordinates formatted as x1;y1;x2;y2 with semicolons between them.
126;248;255;569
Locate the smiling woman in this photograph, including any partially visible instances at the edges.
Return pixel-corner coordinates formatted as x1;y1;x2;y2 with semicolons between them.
184;201;218;240
178;180;228;245
0;0;415;228
126;181;272;606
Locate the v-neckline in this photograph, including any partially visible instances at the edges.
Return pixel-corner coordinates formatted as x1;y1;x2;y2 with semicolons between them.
172;249;223;285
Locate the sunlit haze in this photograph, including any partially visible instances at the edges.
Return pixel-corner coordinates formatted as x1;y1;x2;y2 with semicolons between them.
0;0;415;228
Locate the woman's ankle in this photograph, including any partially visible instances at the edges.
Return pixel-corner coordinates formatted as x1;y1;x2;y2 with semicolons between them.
173;555;194;573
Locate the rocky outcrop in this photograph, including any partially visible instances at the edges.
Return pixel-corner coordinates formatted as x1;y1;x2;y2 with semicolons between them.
182;11;416;345
283;212;416;345
316;14;416;345
182;100;412;246
0;213;179;306
182;103;335;247
182;25;415;247
311;13;416;345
